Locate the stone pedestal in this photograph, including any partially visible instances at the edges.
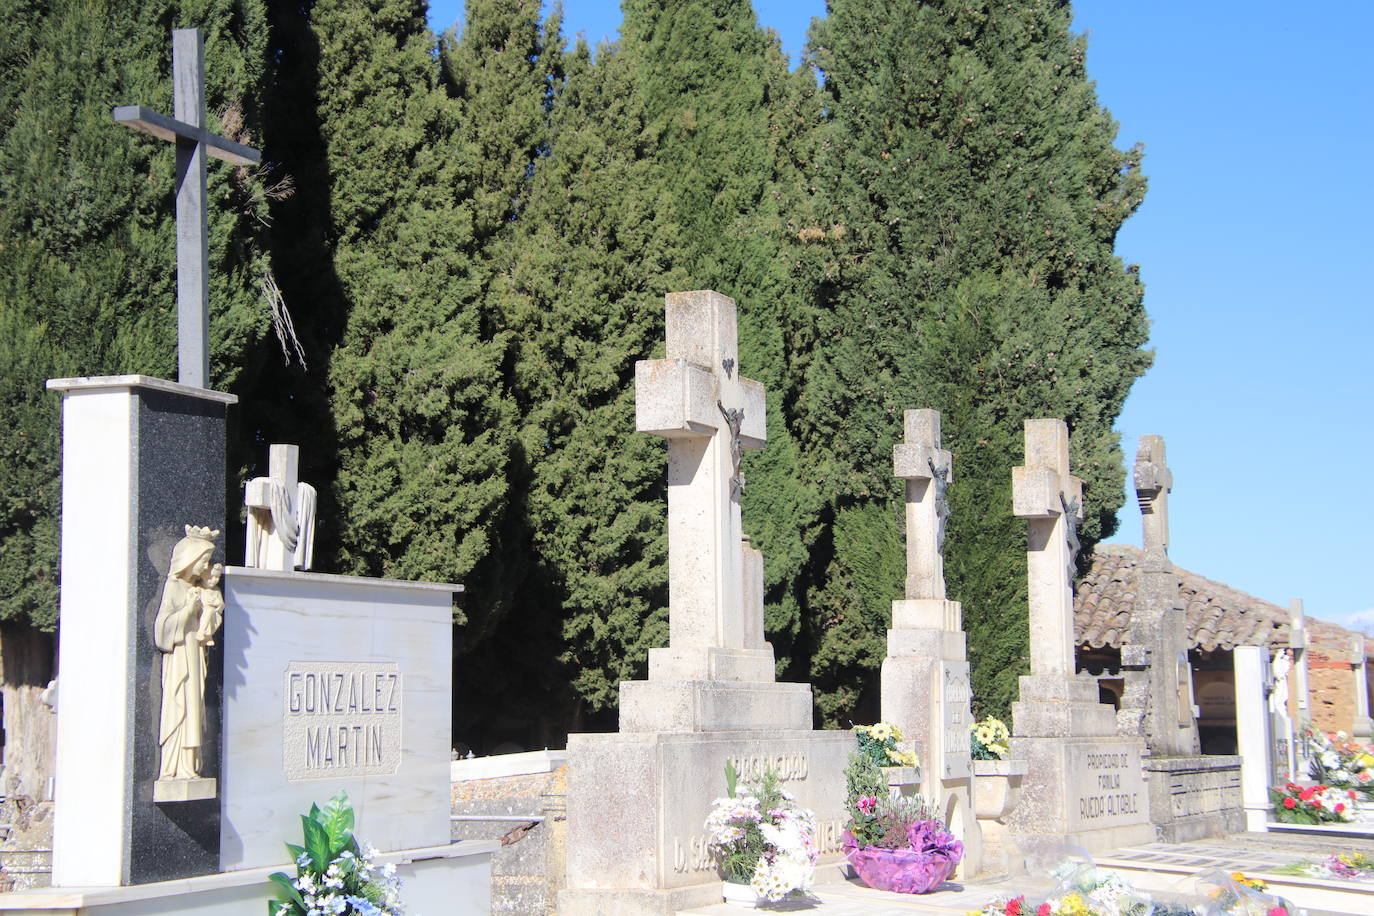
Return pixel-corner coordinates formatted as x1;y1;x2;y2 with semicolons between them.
559;729;852;916
881;598;982;876
1004;676;1153;859
46;376;233;887
218;568;460;869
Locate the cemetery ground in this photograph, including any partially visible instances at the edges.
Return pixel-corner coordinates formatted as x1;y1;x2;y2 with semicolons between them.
452;754;1374;915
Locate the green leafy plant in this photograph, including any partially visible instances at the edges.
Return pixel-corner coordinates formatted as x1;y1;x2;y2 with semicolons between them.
267;791;404;916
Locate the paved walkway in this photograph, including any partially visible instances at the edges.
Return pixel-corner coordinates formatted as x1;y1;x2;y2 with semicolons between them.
680;832;1374;916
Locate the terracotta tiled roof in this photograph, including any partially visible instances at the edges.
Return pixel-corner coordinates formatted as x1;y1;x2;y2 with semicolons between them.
1074;543;1292;652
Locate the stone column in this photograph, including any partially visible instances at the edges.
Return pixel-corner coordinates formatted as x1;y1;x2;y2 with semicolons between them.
1288;600;1312;774
879;409;981;875
1004;420;1152;858
1233;646;1275;832
46;375;233;887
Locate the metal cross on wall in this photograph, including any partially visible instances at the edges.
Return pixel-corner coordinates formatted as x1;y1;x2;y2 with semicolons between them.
113;28;260;389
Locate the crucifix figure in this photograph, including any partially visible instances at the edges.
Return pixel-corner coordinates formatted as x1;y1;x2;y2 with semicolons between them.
1133;434;1172;557
113;29;260;389
636;291;766;657
244;444;317;571
1012;418;1084;677
892;409;953;601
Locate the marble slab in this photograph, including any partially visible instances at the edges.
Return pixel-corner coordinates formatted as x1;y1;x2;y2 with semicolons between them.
219;567;459;870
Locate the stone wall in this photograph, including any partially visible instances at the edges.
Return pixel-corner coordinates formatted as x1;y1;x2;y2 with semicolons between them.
450;765;566;915
1308;659;1357;736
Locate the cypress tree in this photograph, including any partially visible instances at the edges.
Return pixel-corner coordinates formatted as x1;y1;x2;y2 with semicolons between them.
486;33;689;726
315;0;551;664
0;0;271;631
799;0;1151;720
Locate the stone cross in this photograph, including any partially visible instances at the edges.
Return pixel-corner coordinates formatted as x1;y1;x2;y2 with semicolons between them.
113;29;260;389
1012;418;1084;677
1133;435;1172;556
893;409;953;601
244;444;317;571
636;291;765;651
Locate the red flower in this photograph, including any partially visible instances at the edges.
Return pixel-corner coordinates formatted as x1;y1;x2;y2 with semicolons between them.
1004;896;1024;916
1283;797;1297;809
1268;908;1287;916
1037;904;1051;916
1336;803;1346;813
1298;787;1316;802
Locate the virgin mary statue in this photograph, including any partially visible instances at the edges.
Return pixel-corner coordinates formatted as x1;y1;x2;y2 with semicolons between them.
154;525;223;780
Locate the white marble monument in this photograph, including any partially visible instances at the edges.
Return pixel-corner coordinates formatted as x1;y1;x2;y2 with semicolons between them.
879;409;982;875
561;292;851;916
1003;419;1152;859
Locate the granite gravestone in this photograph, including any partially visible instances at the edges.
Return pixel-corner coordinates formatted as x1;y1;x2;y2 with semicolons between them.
1003;419;1153;858
560;292;851;916
879;409;981;875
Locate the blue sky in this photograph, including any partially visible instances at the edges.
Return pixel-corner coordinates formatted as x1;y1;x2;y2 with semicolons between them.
427;2;1373;630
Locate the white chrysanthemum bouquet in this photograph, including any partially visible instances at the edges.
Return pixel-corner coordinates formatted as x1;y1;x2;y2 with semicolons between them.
268;791;405;916
705;762;818;902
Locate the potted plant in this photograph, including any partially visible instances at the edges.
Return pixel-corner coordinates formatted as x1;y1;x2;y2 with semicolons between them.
969;715;1026;821
705;762;818;907
267;790;405;916
840;749;962;893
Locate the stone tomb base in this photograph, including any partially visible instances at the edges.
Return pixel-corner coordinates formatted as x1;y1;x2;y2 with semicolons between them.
1005;676;1154;864
560;729;853;916
1142;754;1243;843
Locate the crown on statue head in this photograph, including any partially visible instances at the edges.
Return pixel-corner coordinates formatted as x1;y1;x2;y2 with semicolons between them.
184;524;221;542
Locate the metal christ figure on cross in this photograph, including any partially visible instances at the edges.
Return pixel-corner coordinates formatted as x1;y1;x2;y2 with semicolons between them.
113;28;260;389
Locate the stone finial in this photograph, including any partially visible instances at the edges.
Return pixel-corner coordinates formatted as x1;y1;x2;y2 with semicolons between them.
1133;435;1172;555
893;409;953;600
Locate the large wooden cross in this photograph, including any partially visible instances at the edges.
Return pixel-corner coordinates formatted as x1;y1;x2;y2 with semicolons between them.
113;29;260;389
1133;435;1172;556
1012;418;1084;677
636;291;765;651
892;409;953;601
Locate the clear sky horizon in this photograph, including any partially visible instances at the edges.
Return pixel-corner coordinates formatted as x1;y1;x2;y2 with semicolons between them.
427;1;1373;631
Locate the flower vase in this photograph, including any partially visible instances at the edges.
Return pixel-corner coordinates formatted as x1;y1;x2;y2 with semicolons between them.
841;830;960;894
972;758;1027;822
722;879;762;908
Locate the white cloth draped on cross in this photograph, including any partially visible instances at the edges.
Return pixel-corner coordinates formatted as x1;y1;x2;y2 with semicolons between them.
244;444;316;571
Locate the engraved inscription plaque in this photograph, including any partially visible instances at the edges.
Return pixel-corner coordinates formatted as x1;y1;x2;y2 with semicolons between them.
940;660;972;779
283;661;402;780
